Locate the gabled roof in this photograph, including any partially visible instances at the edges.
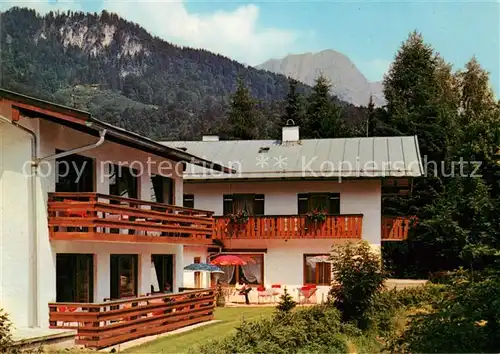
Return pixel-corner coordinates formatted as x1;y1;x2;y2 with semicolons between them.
0;88;235;174
162;136;424;180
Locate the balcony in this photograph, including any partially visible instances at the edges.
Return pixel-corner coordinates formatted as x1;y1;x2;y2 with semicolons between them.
48;288;215;349
213;214;363;240
381;216;415;241
48;192;214;244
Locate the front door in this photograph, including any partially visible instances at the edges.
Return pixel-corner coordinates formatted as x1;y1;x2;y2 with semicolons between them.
56;254;94;303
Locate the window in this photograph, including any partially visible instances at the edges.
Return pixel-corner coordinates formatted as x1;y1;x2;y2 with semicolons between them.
151;255;174;293
218;254;264;285
223;194;265;215
151;175;174;204
109;165;139;199
55;152;94;193
56;254;94;303
110;254;138;299
183;194;195;208
297;193;340;214
303;254;332;286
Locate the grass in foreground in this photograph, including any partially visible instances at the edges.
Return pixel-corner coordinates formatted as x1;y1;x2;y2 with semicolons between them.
124;307;274;354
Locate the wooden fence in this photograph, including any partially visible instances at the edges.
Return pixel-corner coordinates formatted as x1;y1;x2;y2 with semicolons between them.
48;288;216;349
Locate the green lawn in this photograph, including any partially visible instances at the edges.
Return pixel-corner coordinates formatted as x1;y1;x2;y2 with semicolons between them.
124;307;274;353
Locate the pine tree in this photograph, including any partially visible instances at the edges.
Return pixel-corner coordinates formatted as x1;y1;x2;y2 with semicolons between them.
304;74;346;138
281;78;305;128
365;95;375;137
382;31;458;214
276;287;296;314
228;78;260;140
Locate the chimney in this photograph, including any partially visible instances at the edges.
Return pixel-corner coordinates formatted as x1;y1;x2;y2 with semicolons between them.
202;135;219;142
282;120;299;143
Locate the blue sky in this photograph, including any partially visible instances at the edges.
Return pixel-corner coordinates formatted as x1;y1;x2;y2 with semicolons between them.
6;0;500;95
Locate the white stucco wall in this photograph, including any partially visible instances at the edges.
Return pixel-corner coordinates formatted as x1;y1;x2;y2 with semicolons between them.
183;179;382;245
0;121;39;328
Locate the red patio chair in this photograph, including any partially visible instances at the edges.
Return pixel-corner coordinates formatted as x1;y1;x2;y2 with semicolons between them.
257;286;271;304
297;286;318;305
271;284;281;303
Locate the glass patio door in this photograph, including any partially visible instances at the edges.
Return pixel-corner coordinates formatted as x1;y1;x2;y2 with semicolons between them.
110;254;138;299
56;254;94;303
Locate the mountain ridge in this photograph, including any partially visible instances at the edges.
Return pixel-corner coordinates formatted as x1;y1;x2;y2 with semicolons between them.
0;7;366;140
256;49;386;107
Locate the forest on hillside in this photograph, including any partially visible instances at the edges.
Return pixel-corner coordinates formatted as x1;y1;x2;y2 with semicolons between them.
0;7;366;140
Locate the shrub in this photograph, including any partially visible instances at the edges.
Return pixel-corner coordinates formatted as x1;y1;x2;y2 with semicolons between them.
275;287;296;314
0;309;13;352
193;306;352;354
328;241;388;328
393;272;500;353
368;283;446;335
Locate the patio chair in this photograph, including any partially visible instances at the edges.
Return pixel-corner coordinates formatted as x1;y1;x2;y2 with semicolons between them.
297;285;318;305
257;286;272;304
270;284;281;303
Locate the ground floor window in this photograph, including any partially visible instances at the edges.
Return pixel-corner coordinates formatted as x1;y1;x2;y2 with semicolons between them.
303;254;332;286
219;254;264;285
151;254;174;293
56;254;94;303
110;254;138;299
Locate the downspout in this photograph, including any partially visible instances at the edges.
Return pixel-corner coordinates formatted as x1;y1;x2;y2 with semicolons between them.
35;129;107;164
0;114;38;327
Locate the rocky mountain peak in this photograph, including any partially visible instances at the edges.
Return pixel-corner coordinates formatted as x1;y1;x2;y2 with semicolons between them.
257;50;385;107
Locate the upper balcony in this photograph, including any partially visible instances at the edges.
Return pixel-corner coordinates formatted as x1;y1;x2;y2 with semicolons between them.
48;192;215;244
213;214;363;240
213;215;413;241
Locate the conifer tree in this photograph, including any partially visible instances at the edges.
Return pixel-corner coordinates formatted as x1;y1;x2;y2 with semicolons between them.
228;78;259;139
304;74;346;138
365;95;375;137
281;78;305;128
382;31;456;215
276;287;296;314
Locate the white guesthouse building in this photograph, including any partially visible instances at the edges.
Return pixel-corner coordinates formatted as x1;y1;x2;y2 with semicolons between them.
0;87;423;348
0;89;232;344
167;126;423;303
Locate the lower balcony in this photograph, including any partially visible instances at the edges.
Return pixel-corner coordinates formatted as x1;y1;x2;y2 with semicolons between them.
48;192;215;244
213;214;363;240
48;288;215;349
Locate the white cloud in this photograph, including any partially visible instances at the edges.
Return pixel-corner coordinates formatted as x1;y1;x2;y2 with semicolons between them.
5;0;307;66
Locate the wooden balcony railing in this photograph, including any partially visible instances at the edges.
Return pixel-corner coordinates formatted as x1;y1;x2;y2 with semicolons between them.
48;288;215;349
214;214;363;240
48;192;214;244
381;216;415;241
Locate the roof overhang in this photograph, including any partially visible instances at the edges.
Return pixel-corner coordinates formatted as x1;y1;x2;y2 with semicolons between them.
0;88;236;174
